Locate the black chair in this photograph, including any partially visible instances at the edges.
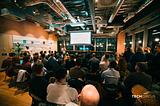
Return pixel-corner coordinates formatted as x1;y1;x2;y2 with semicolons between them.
29;93;46;106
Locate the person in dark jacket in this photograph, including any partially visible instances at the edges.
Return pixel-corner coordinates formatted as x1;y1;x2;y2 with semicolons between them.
66;54;76;71
47;53;58;71
144;47;154;62
81;53;88;68
29;63;49;106
129;46;146;70
22;55;32;74
1;53;15;68
123;47;133;62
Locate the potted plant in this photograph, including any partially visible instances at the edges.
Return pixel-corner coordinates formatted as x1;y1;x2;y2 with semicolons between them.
12;42;24;56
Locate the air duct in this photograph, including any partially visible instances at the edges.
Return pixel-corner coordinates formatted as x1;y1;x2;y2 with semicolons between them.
123;12;135;23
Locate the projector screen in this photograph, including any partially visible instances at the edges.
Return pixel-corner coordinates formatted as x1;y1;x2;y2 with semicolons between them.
70;31;91;45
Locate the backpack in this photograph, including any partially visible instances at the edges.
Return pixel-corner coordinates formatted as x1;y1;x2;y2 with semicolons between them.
5;66;12;77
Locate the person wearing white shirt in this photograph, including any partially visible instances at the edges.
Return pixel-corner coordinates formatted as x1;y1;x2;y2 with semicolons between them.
99;54;110;73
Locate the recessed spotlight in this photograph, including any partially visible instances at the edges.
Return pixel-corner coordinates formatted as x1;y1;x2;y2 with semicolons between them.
155;38;159;42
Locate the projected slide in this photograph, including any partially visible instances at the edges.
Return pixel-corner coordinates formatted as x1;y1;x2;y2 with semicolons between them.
70;32;91;44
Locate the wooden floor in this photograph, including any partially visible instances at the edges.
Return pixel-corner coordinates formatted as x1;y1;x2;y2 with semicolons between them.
0;71;32;106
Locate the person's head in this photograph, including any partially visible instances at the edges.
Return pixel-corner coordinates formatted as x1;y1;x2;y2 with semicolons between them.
57;59;63;65
154;44;160;52
109;60;117;68
70;54;75;60
34;52;39;56
78;52;81;56
91;62;99;73
118;57;127;71
26;46;29;50
76;57;82;66
63;46;65;48
110;54;114;58
33;55;39;63
23;55;31;63
136;46;143;52
48;50;51;54
144;47;151;53
55;67;67;82
92;53;96;58
50;53;54;57
135;62;148;72
40;51;43;55
11;56;20;67
41;53;46;59
81;53;85;59
105;54;109;60
44;51;47;54
9;53;15;57
78;84;100;106
127;47;131;52
32;63;44;76
51;51;53;53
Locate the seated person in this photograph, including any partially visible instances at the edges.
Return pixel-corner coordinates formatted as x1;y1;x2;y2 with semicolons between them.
88;53;99;69
81;53;88;68
144;47;154;62
70;57;86;80
86;62;101;83
124;62;152;100
22;55;32;74
101;60;120;90
1;53;15;68
66;54;76;70
108;54;116;62
123;47;133;62
9;56;22;77
99;54;109;73
46;67;78;105
29;63;50;106
66;84;100;106
47;53;58;71
41;53;48;68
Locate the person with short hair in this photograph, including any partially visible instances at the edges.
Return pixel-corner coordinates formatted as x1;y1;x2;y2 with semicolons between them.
66;84;100;106
70;57;86;80
66;54;76;70
31;55;40;68
47;53;58;71
99;54;110;73
88;53;99;69
129;46;146;69
86;62;101;83
1;53;15;68
108;54;116;62
124;62;152;102
81;53;88;68
123;47;133;62
29;63;50;106
47;67;78;105
101;60;120;90
144;47;154;62
41;53;48;68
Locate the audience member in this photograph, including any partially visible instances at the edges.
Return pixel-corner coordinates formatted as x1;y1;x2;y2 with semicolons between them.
99;54;109;73
108;54;115;62
53;59;63;77
129;46;146;69
47;53;58;71
66;84;100;106
1;53;15;68
54;51;60;60
144;47;154;62
70;57;86;80
41;53;48;68
81;53;88;68
124;62;152;102
48;50;51;59
44;51;48;60
29;63;49;106
31;56;40;68
66;54;76;70
61;46;66;58
86;62;101;83
117;57;130;82
101;60;120;90
22;55;32;74
85;51;92;60
88;53;99;69
47;67;78;105
123;47;133;62
9;56;22;77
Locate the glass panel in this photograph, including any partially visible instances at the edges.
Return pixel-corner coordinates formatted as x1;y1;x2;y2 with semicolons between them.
57;39;64;53
135;31;143;51
96;38;106;51
65;39;73;50
108;38;117;52
125;35;132;48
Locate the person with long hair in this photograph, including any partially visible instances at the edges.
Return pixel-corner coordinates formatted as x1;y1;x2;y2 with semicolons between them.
22;55;32;74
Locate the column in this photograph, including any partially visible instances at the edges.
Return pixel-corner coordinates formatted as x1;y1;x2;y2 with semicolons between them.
132;31;135;52
117;32;125;60
94;38;96;51
83;45;85;51
143;26;148;50
73;45;75;51
106;37;108;51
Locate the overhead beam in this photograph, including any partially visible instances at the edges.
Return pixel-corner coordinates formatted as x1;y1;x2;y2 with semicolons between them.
108;0;125;23
88;0;96;31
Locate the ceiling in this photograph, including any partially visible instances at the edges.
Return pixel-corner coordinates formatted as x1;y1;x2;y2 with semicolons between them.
0;0;159;37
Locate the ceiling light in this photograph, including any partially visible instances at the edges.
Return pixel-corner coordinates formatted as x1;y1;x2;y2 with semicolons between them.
70;23;85;27
124;43;126;45
109;43;111;46
138;40;142;43
60;43;62;45
155;38;159;42
95;0;98;2
129;42;132;44
56;0;59;2
67;43;69;45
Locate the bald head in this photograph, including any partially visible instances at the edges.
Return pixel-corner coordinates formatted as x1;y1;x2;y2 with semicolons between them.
79;85;100;106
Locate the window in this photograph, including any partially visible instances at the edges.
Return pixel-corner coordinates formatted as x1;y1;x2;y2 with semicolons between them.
125;35;132;48
108;38;117;52
96;38;106;51
57;39;64;53
135;31;143;51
